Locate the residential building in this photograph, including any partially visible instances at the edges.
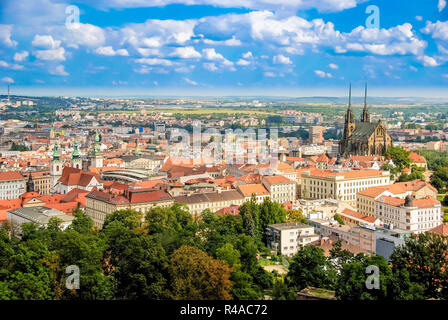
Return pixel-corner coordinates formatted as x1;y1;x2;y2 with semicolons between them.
262;175;296;205
266;222;319;257
174;190;245;216
0;171;25;200
309;126;324;145
375;195;442;233
85;188;174;228
237;184;270;203
357;179;438;217
301;169;390;207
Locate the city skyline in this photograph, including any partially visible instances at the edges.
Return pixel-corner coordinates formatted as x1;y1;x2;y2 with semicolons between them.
1;0;448;97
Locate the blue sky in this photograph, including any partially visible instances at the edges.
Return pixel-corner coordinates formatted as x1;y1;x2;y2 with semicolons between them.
1;0;448;97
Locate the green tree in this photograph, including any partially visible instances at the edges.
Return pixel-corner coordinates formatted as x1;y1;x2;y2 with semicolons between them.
384;146;411;172
389;233;448;299
287;245;337;290
167;245;233;300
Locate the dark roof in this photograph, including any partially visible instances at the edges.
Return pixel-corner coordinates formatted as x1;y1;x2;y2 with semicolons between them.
349;122;377;140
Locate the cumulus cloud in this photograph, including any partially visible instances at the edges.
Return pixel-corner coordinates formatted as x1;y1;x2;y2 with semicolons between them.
0;60;24;70
0;25;17;47
314;70;333;78
96;46;129;56
184;77;198;85
439;0;446;12
203;62;218;71
50;65;69;76
32;35;66;61
419;55;439;67
329;63;339;69
422;20;448;41
75;0;360;13
273;54;292;64
170;46;201;59
135;58;173;66
1;77;14;83
203;36;242;46
236;59;251;66
14;51;28;62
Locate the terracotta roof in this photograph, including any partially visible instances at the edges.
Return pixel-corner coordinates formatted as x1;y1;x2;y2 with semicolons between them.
316;154;329;162
215;205;240;215
130;179;164;189
379;195;440;208
238;184;269;197
128;189;172;204
305;169;384;179
341;208;378;224
0;171;24;181
428;223;448;236
409;152;426;163
263;175;294;185
59;166;99;187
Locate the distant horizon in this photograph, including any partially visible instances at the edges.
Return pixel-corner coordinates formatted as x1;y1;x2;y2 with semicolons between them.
3;86;448;101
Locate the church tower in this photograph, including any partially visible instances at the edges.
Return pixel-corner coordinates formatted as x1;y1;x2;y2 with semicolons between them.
50;141;63;194
26;173;35;193
343;83;355;139
361;83;370;123
89;130;103;169
71;140;82;169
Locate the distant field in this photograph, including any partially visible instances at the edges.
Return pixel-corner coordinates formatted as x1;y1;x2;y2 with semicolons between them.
99;107;278;116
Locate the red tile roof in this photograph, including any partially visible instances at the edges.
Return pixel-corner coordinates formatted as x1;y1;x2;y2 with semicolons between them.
0;171;24;181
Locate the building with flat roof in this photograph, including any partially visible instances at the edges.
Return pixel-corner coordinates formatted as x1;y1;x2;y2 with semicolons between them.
266;222;319;257
8;206;75;237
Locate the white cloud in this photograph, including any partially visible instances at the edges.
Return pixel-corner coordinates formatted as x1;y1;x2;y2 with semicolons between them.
202;48;234;69
137;48;160;57
119;19;197;49
76;0;360;13
242;51;253;59
264;71;276;77
50;65;69;76
415;16;423;21
409;66;418;72
62;23;106;48
0;25;17;47
203;36;242;46
34;47;66;61
0;60;24;70
273;54;292;65
203;62;218;71
32;35;60;49
170;46;201;59
439;0;446;12
32;35;66;61
184;77;198;85
329;63;339;69
1;77;14;83
419;55;439;67
314;70;333;78
135;58;173;66
96;46;129;56
422;20;448;41
236;59;250;66
14;51;29;62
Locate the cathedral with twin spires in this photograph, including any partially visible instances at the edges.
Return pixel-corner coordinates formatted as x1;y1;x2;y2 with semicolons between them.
339;83;393;157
